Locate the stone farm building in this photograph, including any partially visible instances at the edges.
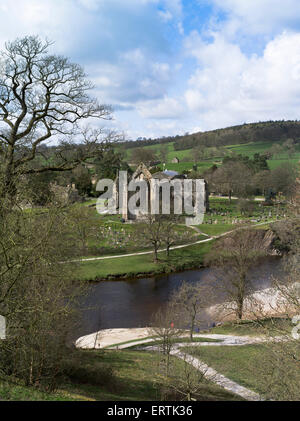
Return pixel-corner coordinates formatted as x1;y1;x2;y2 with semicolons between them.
49;182;83;205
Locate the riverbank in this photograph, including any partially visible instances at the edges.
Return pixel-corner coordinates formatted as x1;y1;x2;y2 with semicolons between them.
73;220;277;281
75;240;213;281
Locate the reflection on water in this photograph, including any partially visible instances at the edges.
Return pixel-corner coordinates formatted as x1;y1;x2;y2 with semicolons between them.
76;257;284;338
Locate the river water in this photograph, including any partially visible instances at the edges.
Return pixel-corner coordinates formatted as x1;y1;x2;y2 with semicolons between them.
75;257;284;338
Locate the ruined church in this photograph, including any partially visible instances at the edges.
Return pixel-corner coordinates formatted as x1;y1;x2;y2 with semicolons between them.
118;163;209;222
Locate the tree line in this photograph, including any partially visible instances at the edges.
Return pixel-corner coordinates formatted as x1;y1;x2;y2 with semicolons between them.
117;120;300;153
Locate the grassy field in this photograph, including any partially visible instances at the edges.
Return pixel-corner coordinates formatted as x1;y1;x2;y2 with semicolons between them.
182;338;299;400
196;224;235;236
209;318;292;336
0;381;75;401
0;349;240;401
124;140;300;173
268;157;300;169
73;208;202;257
182;344;270;396
75;240;213;280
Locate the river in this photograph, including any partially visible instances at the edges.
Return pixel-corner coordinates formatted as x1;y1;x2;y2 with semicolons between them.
75;257;284;338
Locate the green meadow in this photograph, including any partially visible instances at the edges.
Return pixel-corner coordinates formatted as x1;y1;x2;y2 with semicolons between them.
123;139;300;173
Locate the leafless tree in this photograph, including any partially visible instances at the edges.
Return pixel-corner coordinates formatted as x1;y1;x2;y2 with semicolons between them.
268;143;283;159
210;161;253;203
160;215;182;257
245;243;300;400
68;206;98;255
248;177;300;400
135;215;165;262
135;215;187;261
130;147;157;166
206;229;269;320
150;306;182;376
192;145;205;163
0;35;117;202
165;353;210;401
170;281;213;340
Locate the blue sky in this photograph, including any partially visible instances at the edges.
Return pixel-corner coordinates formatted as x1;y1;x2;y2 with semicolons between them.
1;0;300;139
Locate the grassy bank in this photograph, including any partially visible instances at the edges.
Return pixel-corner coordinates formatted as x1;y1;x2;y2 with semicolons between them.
196;224;235;236
182;343;281;398
0;349;240;401
209;318;292;337
75;240;213;281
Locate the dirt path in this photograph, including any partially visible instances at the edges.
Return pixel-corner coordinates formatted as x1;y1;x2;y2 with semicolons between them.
67;237;213;263
65;219;278;264
189;225;210;237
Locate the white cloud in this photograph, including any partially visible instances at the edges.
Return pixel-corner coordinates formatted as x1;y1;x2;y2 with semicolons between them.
211;0;300;36
145;120;185;137
138;96;185;119
178;22;184;36
77;0;102;10
184;31;300;130
2;0;300;139
89;49;173;105
149;0;182;18
0;1;176;102
158;9;173;22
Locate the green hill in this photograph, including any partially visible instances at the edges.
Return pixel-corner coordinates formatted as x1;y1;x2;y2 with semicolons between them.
121;121;300;173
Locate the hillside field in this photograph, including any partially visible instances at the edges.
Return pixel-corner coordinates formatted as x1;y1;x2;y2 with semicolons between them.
122;140;300;173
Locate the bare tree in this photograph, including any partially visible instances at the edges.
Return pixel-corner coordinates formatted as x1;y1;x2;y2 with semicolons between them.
68;206;98;255
135;215;187;261
166;354;209;401
248;178;300;400
206;229;269;320
269;164;297;199
150;307;182;376
283;138;296;159
130;147;157;166
192;145;205;164
290;173;300;215
268;143;283;159
160;215;182;257
0;35;116;202
170;281;212;340
246;244;300;400
211;161;253;203
135;215;165;262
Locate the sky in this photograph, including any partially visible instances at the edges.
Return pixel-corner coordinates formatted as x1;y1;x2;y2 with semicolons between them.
1;0;300;140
